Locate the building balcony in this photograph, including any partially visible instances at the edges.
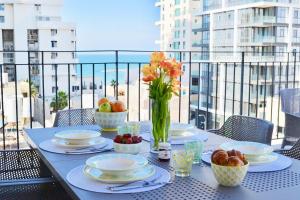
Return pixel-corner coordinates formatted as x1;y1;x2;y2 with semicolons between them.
238;16;276;27
239;36;275;46
28;43;39;51
192;42;209;47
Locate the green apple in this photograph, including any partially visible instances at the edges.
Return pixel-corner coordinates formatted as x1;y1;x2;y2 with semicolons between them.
99;102;111;112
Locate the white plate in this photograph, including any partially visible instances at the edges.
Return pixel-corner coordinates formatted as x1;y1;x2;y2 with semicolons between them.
83;164;156;184
219;141;273;158
171;131;195;140
52;137;106;148
55;130;101;140
247;154;278;165
86;154;148;175
170;123;194;136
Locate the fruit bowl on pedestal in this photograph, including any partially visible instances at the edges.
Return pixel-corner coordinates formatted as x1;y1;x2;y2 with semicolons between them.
94;110;128;131
113;134;143;154
95;98;128;131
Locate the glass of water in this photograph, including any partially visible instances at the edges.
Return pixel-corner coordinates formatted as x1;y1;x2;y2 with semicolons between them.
184;140;204;164
172;150;194;177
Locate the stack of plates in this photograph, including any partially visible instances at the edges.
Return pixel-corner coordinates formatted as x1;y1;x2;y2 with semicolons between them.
84;154;155;183
52;130;106;148
220;141;277;165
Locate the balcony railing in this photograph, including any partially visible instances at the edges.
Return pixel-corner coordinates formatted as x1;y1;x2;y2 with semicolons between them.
0;50;299;150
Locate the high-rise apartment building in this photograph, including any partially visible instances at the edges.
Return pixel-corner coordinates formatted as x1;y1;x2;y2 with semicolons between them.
157;0;300;134
155;0;200;85
0;0;79;99
190;0;300;133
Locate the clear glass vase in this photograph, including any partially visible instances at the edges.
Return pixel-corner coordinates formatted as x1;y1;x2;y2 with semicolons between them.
151;99;170;152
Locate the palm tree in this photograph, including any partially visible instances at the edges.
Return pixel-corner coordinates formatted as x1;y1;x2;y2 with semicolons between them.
110;79;117;97
50;91;68;112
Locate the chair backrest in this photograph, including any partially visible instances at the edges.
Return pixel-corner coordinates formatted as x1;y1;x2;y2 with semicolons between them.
217;115;274;145
53;108;96;127
282;139;300;160
280;88;300;117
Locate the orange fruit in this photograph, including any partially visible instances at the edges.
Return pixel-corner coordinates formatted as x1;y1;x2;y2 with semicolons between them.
98;97;109;107
111;101;126;112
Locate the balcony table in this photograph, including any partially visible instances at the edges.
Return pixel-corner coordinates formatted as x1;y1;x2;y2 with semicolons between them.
24;125;300;200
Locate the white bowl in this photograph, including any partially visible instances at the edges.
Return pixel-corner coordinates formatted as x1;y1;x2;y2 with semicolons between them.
114;142;142;154
94;110;128;131
86;154;147;176
211;162;249;187
220;141;273;159
54;130;101;145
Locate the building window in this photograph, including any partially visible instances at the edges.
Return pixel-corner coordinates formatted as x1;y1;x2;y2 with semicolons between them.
51;41;57;48
175;8;180;16
183;41;186;49
52;64;57;71
0;4;4;11
175;19;180;28
279;28;285;37
51;29;57;36
52;86;57;93
51;52;58;59
183;19;186;27
35;4;41;12
71;29;76;36
183;30;186;38
175;0;180;5
293;29;298;38
0;16;4;23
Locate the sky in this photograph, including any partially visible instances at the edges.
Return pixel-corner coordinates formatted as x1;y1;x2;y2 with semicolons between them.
62;0;160;51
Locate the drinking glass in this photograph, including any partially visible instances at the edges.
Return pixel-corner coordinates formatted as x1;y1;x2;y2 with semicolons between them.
127;122;140;135
184;140;204;164
172;150;194;177
117;122;140;135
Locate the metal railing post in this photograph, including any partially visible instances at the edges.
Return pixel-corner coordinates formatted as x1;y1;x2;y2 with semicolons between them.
239;52;245;115
27;51;32;128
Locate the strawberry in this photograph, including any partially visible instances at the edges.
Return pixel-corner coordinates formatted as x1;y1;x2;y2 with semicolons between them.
126;138;133;144
123;134;132;138
132;136;139;143
113;135;123;143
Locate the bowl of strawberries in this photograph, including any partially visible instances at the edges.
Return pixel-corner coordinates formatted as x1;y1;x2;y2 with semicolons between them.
113;134;143;154
211;149;249;187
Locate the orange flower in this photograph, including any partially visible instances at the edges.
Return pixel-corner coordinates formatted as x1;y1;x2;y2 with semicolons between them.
142;64;157;77
150;52;165;66
171;79;181;93
142;74;156;82
159;60;172;71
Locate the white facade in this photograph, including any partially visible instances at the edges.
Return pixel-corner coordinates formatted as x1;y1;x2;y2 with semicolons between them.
0;0;79;99
155;0;200;86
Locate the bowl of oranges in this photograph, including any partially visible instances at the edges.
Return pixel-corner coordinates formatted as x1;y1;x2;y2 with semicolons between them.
211;149;249;187
95;97;128;131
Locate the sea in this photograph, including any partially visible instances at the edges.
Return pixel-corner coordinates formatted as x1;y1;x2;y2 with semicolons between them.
78;53;151;84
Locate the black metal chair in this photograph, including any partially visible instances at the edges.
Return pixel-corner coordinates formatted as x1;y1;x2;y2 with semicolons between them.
280;88;300;148
208;115;274;145
0;149;71;200
53;108;96;127
279;138;300;160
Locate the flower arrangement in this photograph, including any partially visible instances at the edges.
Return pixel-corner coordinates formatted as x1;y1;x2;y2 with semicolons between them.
142;52;183;150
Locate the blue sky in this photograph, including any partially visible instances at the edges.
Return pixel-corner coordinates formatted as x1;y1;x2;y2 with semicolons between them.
62;0;160;50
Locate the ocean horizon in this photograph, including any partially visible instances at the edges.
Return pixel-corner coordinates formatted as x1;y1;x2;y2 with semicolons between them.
78;54;151;84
